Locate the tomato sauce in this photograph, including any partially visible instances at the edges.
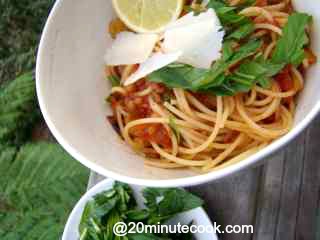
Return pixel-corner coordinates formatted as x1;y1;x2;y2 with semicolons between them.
275;65;293;92
131;124;171;148
255;0;268;7
108;79;172;148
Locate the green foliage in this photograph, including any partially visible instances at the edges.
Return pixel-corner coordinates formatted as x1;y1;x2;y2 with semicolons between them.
1;142;89;194
0;0;54;83
80;183;203;240
0;143;89;240
148;4;312;96
142;188;203;225
80;182;135;240
226;22;254;40
108;75;121;87
0;2;90;239
207;0;255;39
0;72;39;144
148;40;262;95
272;13;312;66
229;56;285;90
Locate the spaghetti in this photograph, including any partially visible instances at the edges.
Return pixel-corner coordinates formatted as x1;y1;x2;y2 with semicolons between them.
106;0;316;172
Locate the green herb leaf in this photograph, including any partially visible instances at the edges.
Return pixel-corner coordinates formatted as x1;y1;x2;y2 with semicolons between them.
126;209;150;221
79;182;135;239
142;188;168;213
143;188;203;224
208;3;248;26
234;58;284;88
222;41;234;61
226;22;254;40
206;83;236;96
78;182;205;240
148;11;314;96
148;40;262;92
272;13;312;66
207;0;253;38
108;75;121;87
228;40;262;64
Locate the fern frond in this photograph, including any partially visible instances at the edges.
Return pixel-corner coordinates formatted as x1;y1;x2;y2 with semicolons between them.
0;72;39;144
0;145;17;192
0;0;54;82
0;143;89;240
3;142;88;195
0;175;88;240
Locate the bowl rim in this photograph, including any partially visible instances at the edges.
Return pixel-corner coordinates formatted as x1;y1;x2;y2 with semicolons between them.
62;178;217;240
36;0;320;187
62;179;115;240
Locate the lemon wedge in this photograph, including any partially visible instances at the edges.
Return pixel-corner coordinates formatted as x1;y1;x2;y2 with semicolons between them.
112;0;184;33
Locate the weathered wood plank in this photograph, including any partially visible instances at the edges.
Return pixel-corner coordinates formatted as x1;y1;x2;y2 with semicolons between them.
190;168;261;240
87;171;105;190
253;131;306;240
252;115;320;240
295;115;320;240
252;151;285;240
274;133;306;240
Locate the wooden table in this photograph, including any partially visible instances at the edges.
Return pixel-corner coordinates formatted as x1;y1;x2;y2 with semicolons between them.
88;115;320;240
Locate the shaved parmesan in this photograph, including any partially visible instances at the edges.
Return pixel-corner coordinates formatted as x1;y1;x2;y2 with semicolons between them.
104;8;225;86
166;8;220;30
104;32;158;66
124;52;182;86
163;9;224;69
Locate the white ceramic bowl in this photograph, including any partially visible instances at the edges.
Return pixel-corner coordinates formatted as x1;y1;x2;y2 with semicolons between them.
62;179;217;240
36;0;320;187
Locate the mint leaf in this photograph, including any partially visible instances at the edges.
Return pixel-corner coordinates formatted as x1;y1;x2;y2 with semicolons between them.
148;40;262;92
226;22;254;40
228;40;262;64
79;185;203;240
79;182;135;240
147;6;312;98
143;188;203;224
208;2;247;26
108;75;121;87
222;56;284;92
126;209;150;221
148;65;206;89
206;83;236;96
148;12;313;96
208;0;254;40
222;41;234;61
237;58;284;85
272;13;312;66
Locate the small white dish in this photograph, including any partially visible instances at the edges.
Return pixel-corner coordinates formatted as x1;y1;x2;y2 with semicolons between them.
36;0;320;187
62;179;217;240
